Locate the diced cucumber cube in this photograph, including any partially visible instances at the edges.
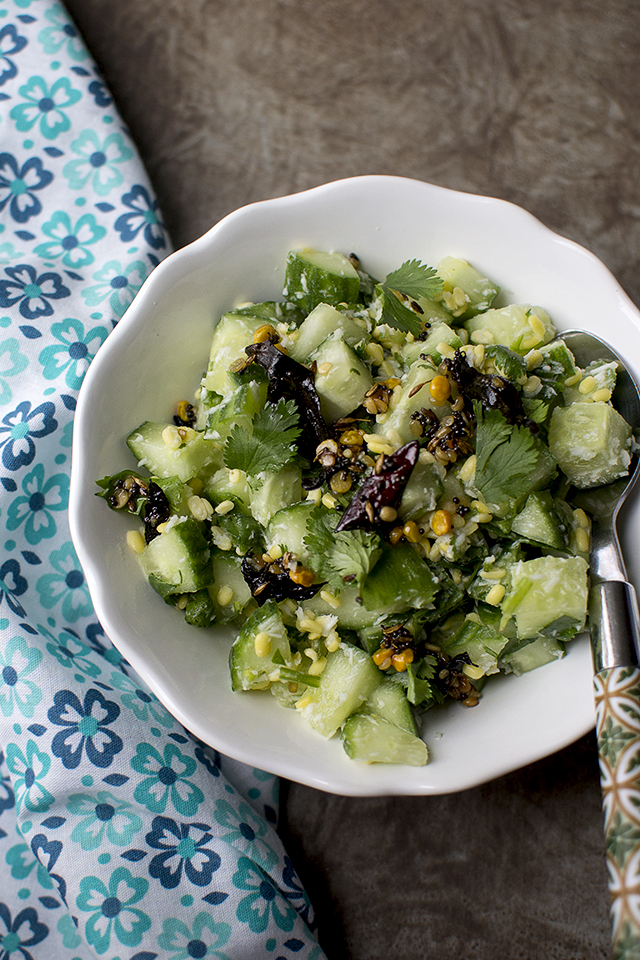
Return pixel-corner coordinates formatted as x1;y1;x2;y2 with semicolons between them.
500;636;565;676
441;616;509;676
139;518;213;594
373;362;446;445
311;334;373;422
464;304;555;354
361;677;417;736
204;381;267;442
229;599;292;691
296;643;382;738
303;586;381;630
398;457;445;520
283;248;360;313
548;401;633;488
127;422;222;482
204;467;252;514
211;554;252;622
265;501;316;561
510;491;568;550
501;555;588;640
249;463;302;527
537;338;579;379
436;256;499;320
564;360;618;404
201;311;264;399
360;543;439;615
341;713;428;765
401;321;463;367
288;303;368;363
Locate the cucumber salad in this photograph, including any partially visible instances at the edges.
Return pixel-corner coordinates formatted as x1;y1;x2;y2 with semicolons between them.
97;248;635;767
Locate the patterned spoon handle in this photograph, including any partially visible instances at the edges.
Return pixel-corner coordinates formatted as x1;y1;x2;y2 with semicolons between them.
592;580;640;959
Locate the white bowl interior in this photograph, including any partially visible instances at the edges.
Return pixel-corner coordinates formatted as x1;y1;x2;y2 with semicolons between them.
70;176;640;795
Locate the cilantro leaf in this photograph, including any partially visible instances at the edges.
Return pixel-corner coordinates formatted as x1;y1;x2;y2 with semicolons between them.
376;258;444;335
223;399;301;476
375;284;423;336
384;259;443;301
406;656;441;708
304;506;382;589
473;403;539;504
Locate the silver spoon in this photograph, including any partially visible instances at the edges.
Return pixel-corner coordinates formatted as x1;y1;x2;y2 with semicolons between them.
562;329;640;955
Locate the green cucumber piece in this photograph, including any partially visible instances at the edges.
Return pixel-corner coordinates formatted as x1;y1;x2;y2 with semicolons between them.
229;599;292;691
203;467;252;514
283;248;360;312
211;553;253;622
501;555;588;640
204;381;267;442
564;360;618;405
296;643;382;738
510;491;568;550
440;616;509;677
127;422;221;482
500;636;565;676
139;518;213;594
288;303;369;363
361;677;417;735
249;463;302;527
201;311;264;399
341;713;428;765
360;543;439;615
464;304;555;354
398;457;445;520
548;401;633;488
303;586;381;630
265;501;316;561
373;362;447;445
311;334;373;422
401;321;463;367
435;256;499;320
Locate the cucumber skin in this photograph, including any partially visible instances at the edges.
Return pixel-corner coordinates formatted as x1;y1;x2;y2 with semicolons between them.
341;713;428;766
297;644;382;739
283;249;360;314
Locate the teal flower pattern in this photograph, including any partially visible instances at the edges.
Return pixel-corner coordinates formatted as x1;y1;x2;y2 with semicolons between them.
67;790;143;850
6;463;69;545
63;129;133;196
33;210;106;269
0;3;323;956
10;75;81;140
38;1;87;62
108;670;174;727
214;798;278;869
76;866;151;954
5;841;55;890
0;634;42;718
0;339;28;406
38;316;107;389
35;540;93;621
157;911;232;960
4;739;53;814
81;258;146;318
131;742;204;817
40;624;101;678
233;857;296;934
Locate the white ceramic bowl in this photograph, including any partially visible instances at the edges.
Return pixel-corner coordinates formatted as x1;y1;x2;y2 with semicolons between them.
70;175;640;796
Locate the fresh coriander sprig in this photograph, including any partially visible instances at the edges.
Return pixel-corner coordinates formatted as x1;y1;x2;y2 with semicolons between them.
375;259;444;336
473;401;539;505
223;398;301;476
304;507;382;589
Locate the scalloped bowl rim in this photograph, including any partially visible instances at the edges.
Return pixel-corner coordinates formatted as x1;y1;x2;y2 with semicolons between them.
70;175;640;796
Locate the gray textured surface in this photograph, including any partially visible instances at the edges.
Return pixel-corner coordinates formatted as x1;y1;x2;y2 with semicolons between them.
62;0;640;956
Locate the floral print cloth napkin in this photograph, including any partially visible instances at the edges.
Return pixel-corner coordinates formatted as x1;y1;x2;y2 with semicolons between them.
0;2;325;958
